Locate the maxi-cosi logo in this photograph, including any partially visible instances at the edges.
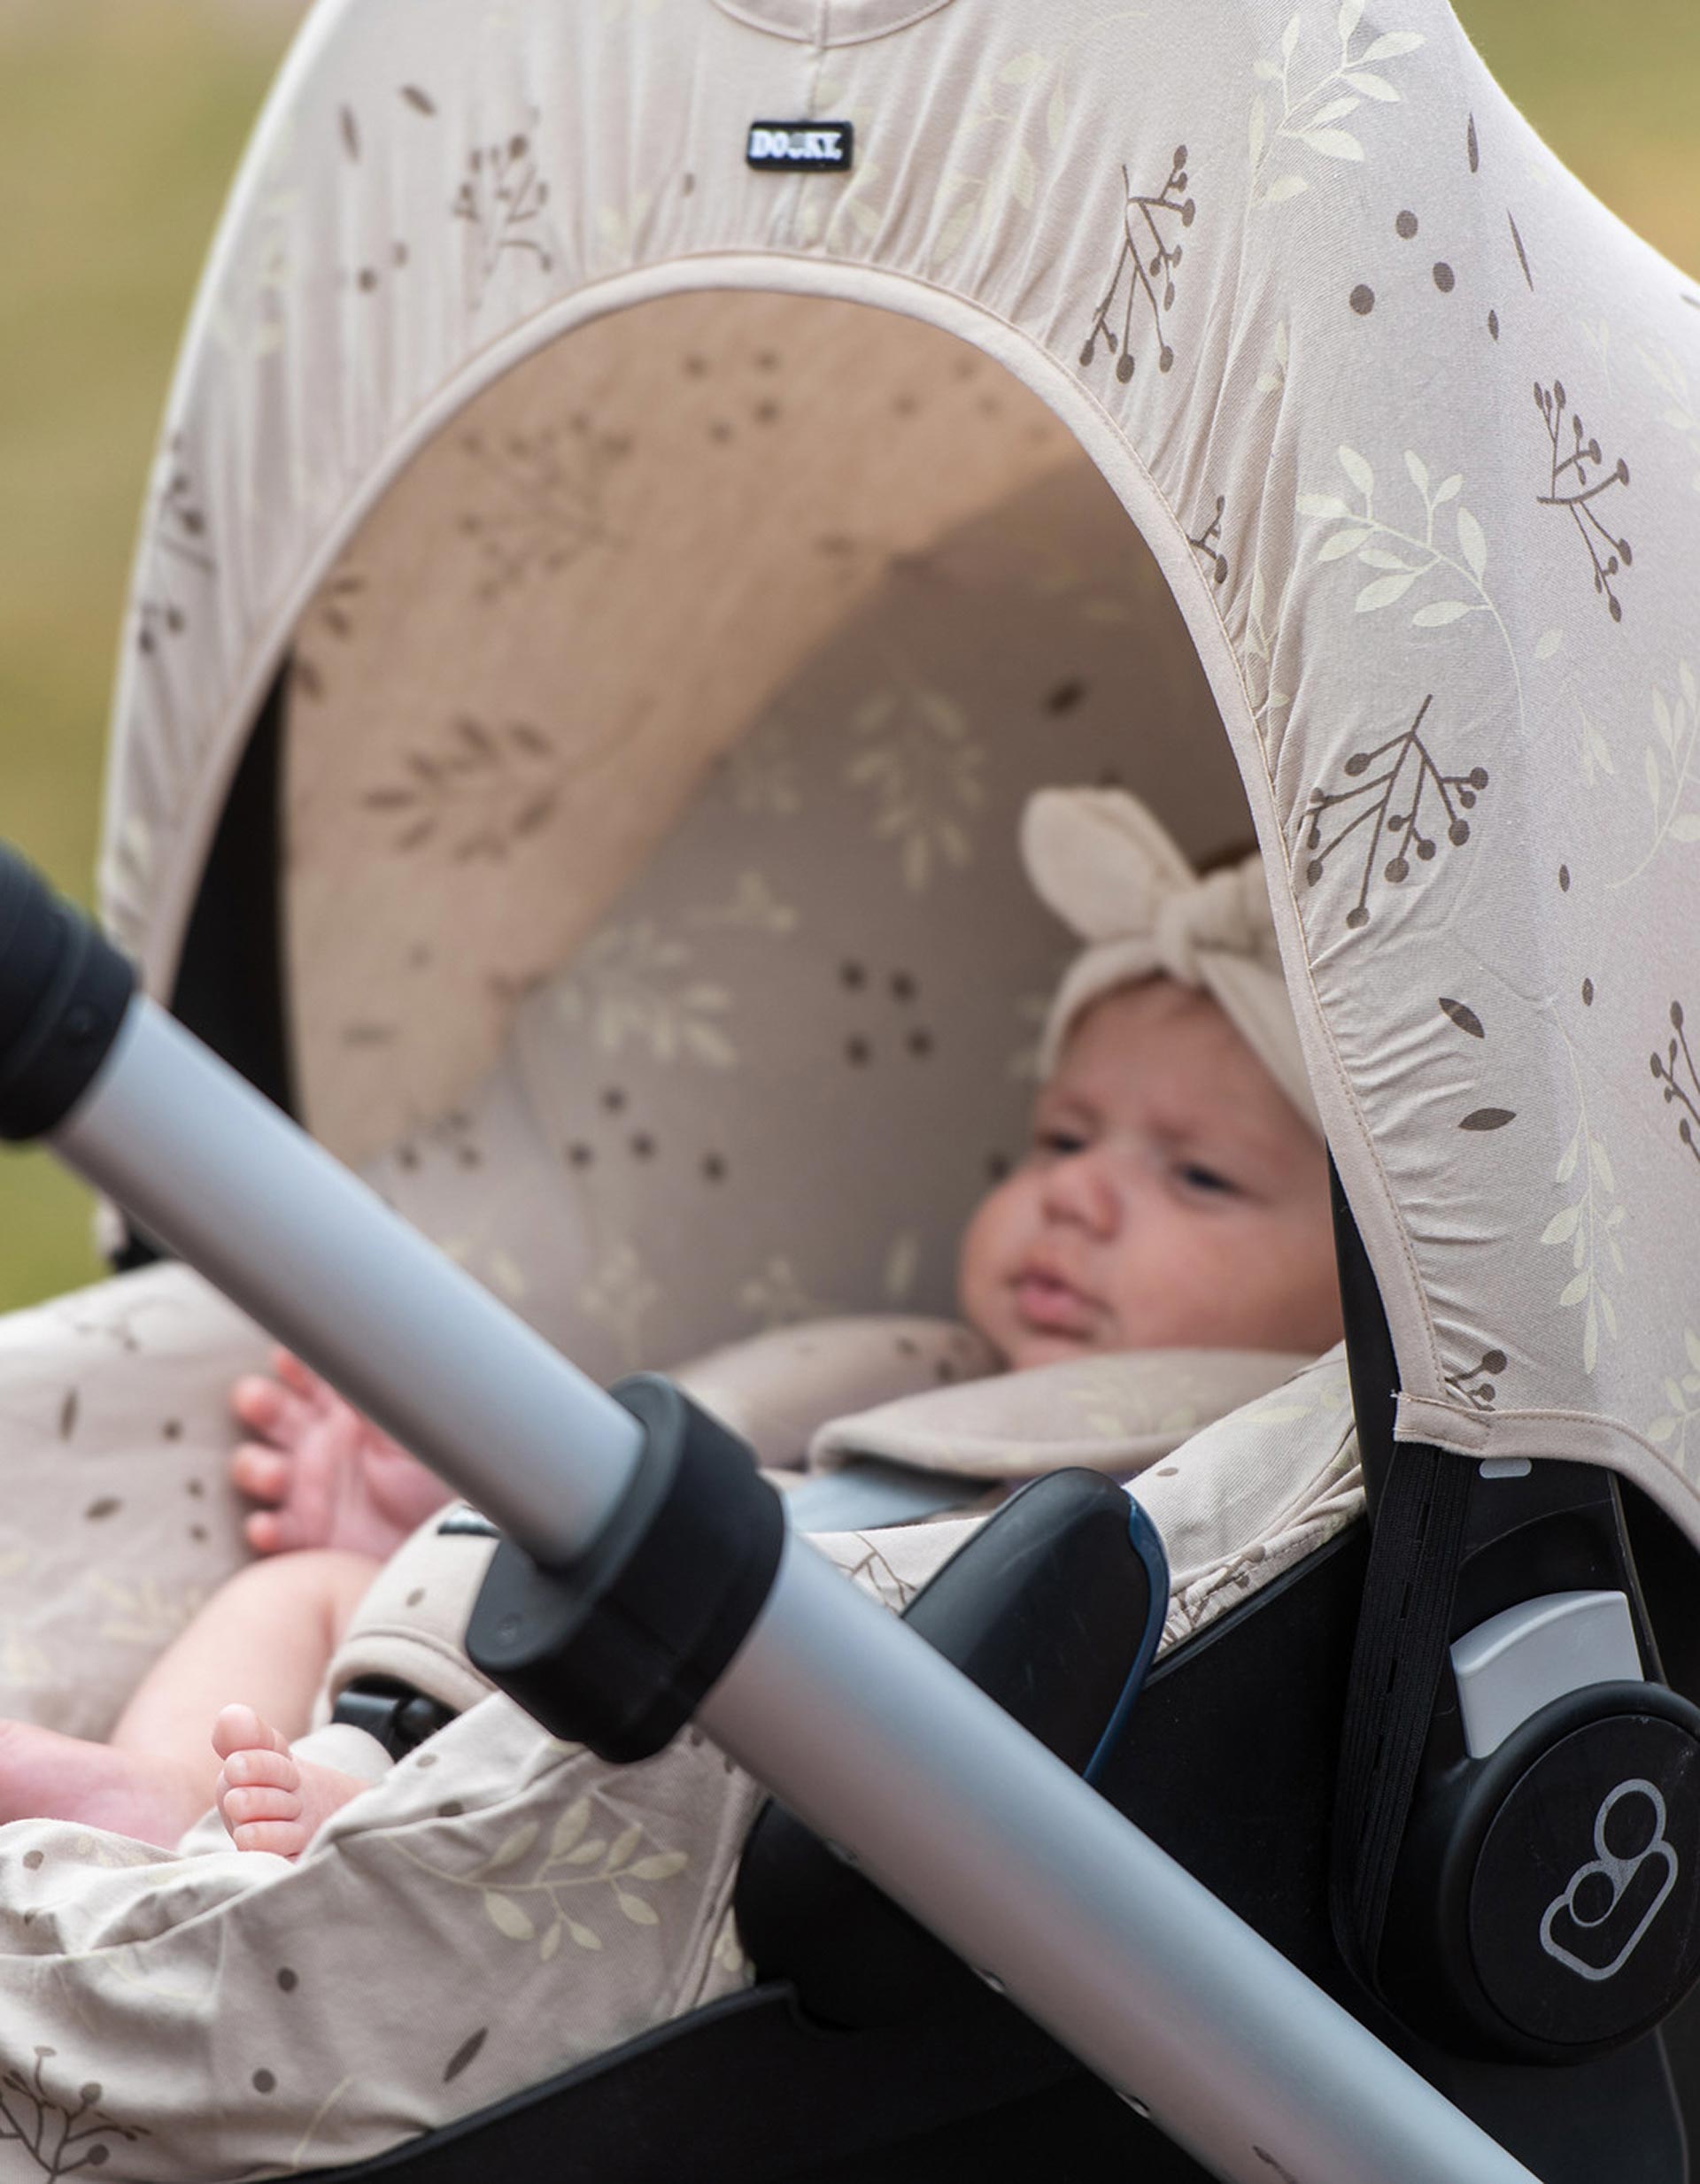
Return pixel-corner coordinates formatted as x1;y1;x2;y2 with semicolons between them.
746;120;854;173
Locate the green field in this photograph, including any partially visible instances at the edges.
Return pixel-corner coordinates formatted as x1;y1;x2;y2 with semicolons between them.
0;0;1696;1309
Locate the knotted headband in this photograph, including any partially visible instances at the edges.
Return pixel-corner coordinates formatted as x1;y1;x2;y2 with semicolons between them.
1021;788;1322;1137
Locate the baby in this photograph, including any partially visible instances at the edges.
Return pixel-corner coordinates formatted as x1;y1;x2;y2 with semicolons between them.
0;789;1341;1857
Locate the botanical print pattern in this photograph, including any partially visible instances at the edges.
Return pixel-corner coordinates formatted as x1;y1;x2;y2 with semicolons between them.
737;1257;831;1331
152;437;214;577
361;716;562;860
1078;149;1194;383
576;1245;661;1369
1187;495;1229;587
291;567;366;704
1302;695;1488;932
1637;338;1700;496
1534;379;1634;621
456;416;630;601
395;1783;691;1960
554;922;736;1065
1443;1349;1507;1411
1248;2;1425;212
452;113;556;297
845;681;985;891
0;2051;148;2178
1244;562;1293;739
1647;1331;1700;1476
1612;664;1700;886
1300;444;1526;736
1650;1001;1700;1169
1542;1018;1624;1375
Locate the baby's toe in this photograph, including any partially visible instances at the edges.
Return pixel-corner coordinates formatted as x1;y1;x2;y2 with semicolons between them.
220;1746;298;1793
219;1779;302;1828
211;1702;293;1764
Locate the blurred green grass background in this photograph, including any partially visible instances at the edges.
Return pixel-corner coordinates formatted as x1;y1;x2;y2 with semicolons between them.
0;0;1696;1309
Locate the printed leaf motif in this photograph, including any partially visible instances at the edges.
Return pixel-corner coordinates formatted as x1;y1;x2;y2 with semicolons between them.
1615;668;1699;887
1251;8;1423;204
1300;442;1526;736
1361;31;1423;58
1440;997;1485;1038
485;1892;537;1941
1339;446;1375;498
551;1797;591;1857
1356;572;1418;612
1544;1023;1624;1372
444;2030;488;2082
1457;507;1488;580
486;1823;540;1872
1460;1107;1515;1131
1299;128;1364;159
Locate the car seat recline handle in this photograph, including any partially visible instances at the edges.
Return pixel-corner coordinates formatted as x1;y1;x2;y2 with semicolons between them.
0;850;1542;2184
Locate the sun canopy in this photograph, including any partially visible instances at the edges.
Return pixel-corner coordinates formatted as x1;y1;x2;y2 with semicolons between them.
100;0;1700;1538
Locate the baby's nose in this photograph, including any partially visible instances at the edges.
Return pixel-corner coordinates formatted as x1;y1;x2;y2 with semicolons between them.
1042;1151;1120;1235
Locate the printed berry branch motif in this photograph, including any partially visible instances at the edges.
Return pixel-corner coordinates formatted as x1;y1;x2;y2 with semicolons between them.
398;1794;689;1962
457;417;630;602
1647;1330;1700;1470
361;716;561;860
1544;1021;1623;1376
452;119;552;296
1650;1001;1700;1169
292;568;366;704
1534;380;1633;621
1443;1347;1508;1411
1613;664;1700;888
1249;2;1426;211
1188;496;1229;586
154;436;213;576
1302;695;1487;930
0;2048;148;2176
1078;149;1194;384
1299;444;1526;737
135;600;185;657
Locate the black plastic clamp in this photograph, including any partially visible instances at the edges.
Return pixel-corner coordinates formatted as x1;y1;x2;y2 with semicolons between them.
465;1375;786;1763
0;848;135;1142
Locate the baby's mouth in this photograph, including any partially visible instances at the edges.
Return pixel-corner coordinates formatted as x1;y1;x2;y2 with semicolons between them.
1011;1265;1097;1337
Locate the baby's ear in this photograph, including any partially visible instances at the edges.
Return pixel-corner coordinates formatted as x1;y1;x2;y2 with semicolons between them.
1020;788;1194;942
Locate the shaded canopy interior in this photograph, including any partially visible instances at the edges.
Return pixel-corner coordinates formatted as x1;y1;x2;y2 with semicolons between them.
274;291;1248;1366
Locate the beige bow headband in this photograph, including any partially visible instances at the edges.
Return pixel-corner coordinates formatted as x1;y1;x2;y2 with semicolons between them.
1021;788;1322;1137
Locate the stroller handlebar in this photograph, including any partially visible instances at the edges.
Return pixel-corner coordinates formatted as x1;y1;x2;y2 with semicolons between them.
0;846;135;1144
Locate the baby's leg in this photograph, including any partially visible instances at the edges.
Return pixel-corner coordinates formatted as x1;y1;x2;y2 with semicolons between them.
212;1704;372;1857
230;1348;453;1559
0;1551;376;1846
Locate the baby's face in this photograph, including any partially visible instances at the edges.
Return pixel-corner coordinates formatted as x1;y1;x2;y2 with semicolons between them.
958;978;1342;1371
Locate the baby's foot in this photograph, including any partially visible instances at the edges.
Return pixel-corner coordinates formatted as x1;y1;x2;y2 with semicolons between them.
212;1705;370;1858
230;1348;452;1559
0;1717;207;1847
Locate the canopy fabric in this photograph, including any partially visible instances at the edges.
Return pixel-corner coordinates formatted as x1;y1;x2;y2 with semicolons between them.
100;0;1700;1535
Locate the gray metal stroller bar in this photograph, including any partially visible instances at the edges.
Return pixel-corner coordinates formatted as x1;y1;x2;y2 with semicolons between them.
0;858;1538;2184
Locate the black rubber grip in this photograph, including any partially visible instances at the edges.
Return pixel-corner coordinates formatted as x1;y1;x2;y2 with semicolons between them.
0;848;135;1142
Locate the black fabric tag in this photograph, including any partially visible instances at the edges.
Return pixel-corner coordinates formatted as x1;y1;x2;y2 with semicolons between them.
746;120;854;173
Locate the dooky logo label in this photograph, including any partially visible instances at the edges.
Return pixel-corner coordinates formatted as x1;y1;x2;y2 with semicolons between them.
1540;1779;1679;1982
746;121;854;172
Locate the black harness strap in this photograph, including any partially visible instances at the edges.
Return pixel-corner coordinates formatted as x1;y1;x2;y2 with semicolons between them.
1326;1159;1477;1989
1329;1440;1473;1982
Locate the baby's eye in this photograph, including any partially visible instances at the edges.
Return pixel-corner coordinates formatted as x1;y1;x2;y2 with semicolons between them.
1034;1126;1089;1158
1176;1161;1238;1197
